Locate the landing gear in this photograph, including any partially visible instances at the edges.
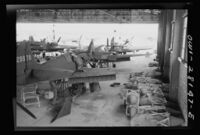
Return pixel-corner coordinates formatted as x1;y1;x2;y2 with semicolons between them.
112;63;116;68
49;80;58;105
89;82;101;93
69;83;87;96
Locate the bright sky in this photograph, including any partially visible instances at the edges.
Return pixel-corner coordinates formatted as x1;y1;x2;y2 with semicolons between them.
17;23;158;48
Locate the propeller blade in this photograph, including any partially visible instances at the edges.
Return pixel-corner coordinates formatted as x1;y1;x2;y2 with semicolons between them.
57;37;61;43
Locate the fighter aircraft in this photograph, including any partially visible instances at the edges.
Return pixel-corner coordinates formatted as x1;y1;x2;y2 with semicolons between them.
76;39;153;68
75;39;136;68
95;37;152;55
23;36;65;52
16;41;116;123
26;35;82;53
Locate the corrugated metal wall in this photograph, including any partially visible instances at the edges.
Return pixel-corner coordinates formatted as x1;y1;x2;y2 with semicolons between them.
17;9;159;23
169;10;183;103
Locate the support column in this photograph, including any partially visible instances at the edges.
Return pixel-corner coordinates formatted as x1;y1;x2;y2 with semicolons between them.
163;10;173;82
156;12;162;62
160;11;167;74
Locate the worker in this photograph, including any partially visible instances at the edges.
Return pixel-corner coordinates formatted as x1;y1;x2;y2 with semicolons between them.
42;51;46;58
49;80;58;105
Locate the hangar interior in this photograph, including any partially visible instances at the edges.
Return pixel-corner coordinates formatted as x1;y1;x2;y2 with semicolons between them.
16;9;188;127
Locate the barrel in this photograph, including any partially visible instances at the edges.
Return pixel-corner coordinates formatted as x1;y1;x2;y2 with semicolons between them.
126;94;138;105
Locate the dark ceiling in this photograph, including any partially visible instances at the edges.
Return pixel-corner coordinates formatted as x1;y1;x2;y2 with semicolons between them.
17;9;160;23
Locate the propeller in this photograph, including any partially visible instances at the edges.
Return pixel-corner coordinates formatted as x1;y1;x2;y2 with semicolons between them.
123;39;129;46
57;37;61;44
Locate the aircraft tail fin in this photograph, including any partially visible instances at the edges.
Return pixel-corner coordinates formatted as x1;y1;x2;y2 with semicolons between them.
107;38;109;47
87;39;94;55
57;37;61;43
110;37;115;50
123;39;129;46
79;35;83;49
29;36;34;42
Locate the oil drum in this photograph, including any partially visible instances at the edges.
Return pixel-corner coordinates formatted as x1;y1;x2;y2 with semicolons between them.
126;94;138;105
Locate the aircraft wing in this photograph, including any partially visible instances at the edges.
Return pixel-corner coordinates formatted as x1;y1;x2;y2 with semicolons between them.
30;45;65;52
31;53;77;83
108;53;153;62
131;53;153;57
124;48;152;52
17;51;77;85
114;54;133;61
68;67;116;84
18;68;74;85
92;52;132;62
31;46;45;51
46;48;64;52
115;53;153;61
58;45;78;50
32;68;74;82
24;67;116;85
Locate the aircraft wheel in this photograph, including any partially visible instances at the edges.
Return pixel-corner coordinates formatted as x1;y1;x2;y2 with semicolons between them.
124;99;126;108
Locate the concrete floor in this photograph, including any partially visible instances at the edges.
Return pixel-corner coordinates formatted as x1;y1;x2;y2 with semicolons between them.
16;53;177;127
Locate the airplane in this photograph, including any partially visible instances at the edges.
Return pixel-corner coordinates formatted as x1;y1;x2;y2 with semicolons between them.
16;41;116;123
75;39;136;68
78;39;154;68
27;34;83;53
110;37;153;54
95;37;153;55
22;36;66;52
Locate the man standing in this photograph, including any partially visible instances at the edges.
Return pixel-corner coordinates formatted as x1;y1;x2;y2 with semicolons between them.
49;80;58;105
